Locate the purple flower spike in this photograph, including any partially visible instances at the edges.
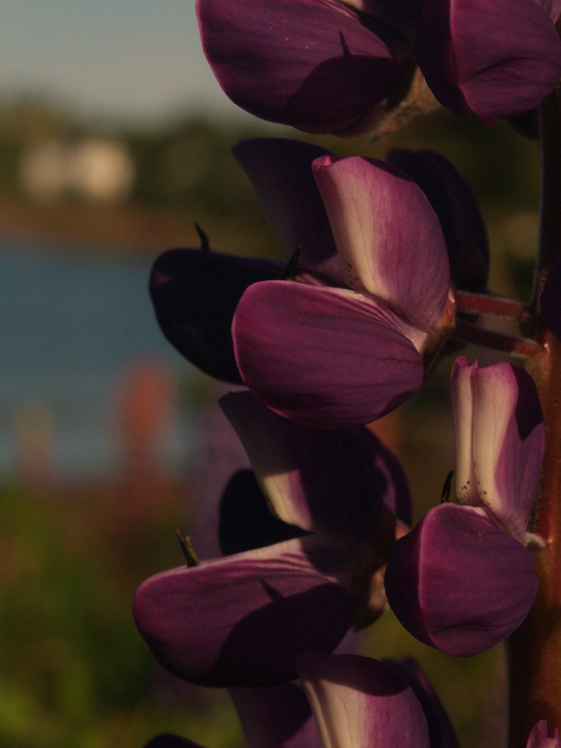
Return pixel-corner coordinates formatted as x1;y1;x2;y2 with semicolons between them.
233;282;425;429
150;248;282;383
385;503;538;656
527;721;561;748
197;0;402;134
386;149;489;293
541;259;561;341
415;0;561;123
298;653;430;748
452;357;544;542
133;536;361;687
233;139;344;285
312;155;449;331
220;390;411;545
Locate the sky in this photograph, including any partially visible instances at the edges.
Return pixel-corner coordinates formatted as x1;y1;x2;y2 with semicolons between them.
1;0;254;127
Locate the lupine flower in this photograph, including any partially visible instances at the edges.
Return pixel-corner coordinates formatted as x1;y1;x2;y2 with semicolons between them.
298;652;557;748
149;139;339;385
233;153;454;429
133;390;411;687
150;140;488;401
297;652;458;748
385;357;544;656
196;0;561;132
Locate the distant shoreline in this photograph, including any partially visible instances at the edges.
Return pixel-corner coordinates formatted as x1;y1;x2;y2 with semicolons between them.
0;194;200;256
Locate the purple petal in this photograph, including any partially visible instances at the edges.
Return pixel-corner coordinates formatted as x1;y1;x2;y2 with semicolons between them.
541;259;561;341
382;659;458;748
197;0;402;134
220;390;411;544
386;149;488;293
527;721;561;748
150;248;282;383
312;155;450;331
233;281;425;429
230;683;323;748
233;139;344;285
452;358;544;541
385;504;538;656
133;536;360;687
297;653;430;748
415;0;561;122
218;469;307;556
144;737;206;748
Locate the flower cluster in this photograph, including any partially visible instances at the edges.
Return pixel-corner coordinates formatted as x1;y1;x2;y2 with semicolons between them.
197;0;561;133
133;2;561;746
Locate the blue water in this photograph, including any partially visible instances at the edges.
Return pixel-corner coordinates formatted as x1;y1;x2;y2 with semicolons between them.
0;236;196;479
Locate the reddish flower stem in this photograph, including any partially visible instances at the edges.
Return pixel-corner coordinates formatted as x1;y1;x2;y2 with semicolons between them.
455;291;530;322
507;86;561;748
452;318;541;358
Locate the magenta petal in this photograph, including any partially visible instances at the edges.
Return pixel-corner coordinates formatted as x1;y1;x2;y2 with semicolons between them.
452;358;544;541
312;155;450;331
527;721;561;748
150;248;282;383
197;0;402;134
298;653;430;748
133;536;360;687
233;139;343;285
541;259;561;341
220;390;410;544
386;149;488;293
230;683;323;748
233;281;425;429
415;0;561;122
385;504;538;656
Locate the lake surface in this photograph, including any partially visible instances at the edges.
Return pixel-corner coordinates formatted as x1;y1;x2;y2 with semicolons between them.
0;235;196;480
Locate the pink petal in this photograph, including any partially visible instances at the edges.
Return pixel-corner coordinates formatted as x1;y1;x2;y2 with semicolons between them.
297;653;430;748
133;536;360;687
220;390;411;544
385;504;538;656
527;721;561;748
233;281;425;429
197;0;401;134
312;155;450;331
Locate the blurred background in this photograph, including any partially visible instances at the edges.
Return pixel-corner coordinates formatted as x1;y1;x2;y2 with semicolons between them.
0;2;544;747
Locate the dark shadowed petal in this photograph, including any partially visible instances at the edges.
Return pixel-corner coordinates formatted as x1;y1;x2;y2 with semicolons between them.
541;259;561;341
230;683;323;748
144;737;207;748
133;536;360;687
233;139;344;285
386;149;488;292
385;504;538;656
382;659;459;748
220;390;410;545
526;721;561;748
312;155;450;331
197;0;402;134
149;248;282;383
233;281;425;429
298;653;430;748
218;469;308;556
415;0;561;122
